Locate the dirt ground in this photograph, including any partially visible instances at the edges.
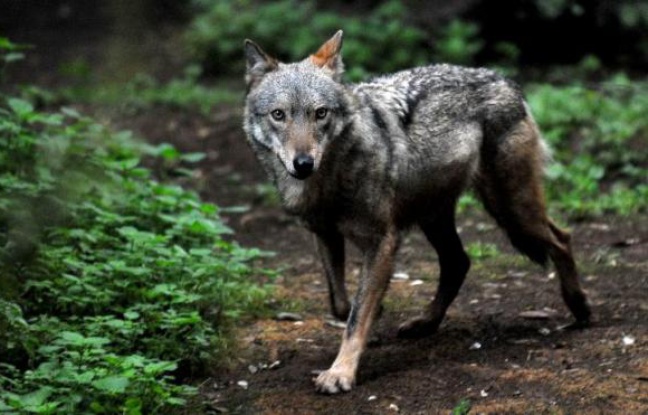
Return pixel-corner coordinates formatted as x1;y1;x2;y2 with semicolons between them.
4;7;646;413
119;108;648;415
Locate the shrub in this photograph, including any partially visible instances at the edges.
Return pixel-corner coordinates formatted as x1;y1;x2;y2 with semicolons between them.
527;75;648;217
0;96;272;413
433;19;483;66
185;0;429;81
59;65;241;115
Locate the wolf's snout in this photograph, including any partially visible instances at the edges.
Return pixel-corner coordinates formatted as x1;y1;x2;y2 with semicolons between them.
292;154;315;179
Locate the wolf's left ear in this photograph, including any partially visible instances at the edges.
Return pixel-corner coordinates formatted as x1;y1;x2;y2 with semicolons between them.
244;39;278;90
309;30;344;81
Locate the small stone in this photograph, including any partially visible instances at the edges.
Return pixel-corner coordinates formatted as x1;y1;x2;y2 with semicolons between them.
409;279;424;286
480;389;489;397
622;335;635;346
538;327;551;336
368;395;377;401
388;403;399;412
392;272;409;281
325;319;347;329
469;341;482;350
589;223;610;231
519;310;554;320
248;365;258;374
547;272;556;280
237;380;248;390
268;360;281;369
275;312;303;322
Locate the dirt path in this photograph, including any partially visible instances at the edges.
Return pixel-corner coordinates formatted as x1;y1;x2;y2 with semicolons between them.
122;109;647;415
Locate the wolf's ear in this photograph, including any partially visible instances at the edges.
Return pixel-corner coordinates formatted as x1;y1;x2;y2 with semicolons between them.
244;39;278;90
309;30;344;81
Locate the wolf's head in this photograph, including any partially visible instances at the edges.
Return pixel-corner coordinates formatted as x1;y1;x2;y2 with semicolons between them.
243;31;352;180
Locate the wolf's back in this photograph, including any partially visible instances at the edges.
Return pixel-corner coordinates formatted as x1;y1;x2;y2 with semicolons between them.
354;64;527;141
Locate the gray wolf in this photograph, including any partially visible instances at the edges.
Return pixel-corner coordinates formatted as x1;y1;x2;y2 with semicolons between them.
242;30;591;394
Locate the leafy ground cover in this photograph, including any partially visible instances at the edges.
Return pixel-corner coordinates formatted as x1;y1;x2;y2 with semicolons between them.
0;92;272;413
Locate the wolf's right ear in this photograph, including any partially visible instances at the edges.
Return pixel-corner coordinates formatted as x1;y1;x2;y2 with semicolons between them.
244;40;278;91
309;30;344;81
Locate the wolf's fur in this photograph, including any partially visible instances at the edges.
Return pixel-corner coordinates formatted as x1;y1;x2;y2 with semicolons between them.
243;31;591;394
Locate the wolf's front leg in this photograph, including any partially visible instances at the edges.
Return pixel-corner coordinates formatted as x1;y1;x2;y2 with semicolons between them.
315;231;350;320
315;230;399;393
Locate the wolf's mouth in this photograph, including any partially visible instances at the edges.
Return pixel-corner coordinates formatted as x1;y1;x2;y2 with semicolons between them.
289;170;313;180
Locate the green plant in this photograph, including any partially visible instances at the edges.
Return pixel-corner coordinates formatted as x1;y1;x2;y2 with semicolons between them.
465;242;500;260
186;0;429;81
527;75;648;218
451;398;472;415
433;19;483;65
58;65;240;114
0;37;28;83
0;95;273;413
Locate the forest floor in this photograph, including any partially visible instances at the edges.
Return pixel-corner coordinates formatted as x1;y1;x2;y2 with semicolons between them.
4;8;647;413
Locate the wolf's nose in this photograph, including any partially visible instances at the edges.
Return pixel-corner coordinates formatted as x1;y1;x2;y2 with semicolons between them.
293;154;315;178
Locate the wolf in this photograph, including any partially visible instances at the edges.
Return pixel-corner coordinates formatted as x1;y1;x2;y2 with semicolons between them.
242;30;591;394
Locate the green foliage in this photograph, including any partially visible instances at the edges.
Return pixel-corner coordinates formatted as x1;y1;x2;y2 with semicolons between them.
59;65;240;115
465;242;500;260
0;37;28;83
527;75;648;218
534;0;648;28
433;19;483;66
451;398;472;415
0;96;272;413
186;0;429;81
125;72;240;114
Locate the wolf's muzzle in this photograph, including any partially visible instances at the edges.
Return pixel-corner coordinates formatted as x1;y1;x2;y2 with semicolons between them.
292;154;315;179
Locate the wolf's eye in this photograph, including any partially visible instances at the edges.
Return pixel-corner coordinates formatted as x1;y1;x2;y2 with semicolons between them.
315;108;328;120
270;109;285;121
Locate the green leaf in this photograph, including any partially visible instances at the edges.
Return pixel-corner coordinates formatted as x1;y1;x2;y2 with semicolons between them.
92;376;130;393
60;106;81;118
180;152;206;163
16;387;53;409
142;361;177;375
124;311;140;320
4;52;25;63
83;336;111;347
7;98;34;119
156;143;180;161
58;331;85;345
124;397;142;415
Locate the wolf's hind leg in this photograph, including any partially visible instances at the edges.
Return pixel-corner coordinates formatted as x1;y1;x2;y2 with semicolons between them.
315;231;350;320
547;219;591;326
398;209;470;338
475;115;591;326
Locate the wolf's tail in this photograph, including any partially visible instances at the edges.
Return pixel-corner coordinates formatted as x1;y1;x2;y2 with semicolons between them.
474;108;553;266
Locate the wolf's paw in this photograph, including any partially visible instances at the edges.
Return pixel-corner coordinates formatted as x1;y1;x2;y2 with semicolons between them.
557;318;592;331
314;367;355;394
397;316;440;339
